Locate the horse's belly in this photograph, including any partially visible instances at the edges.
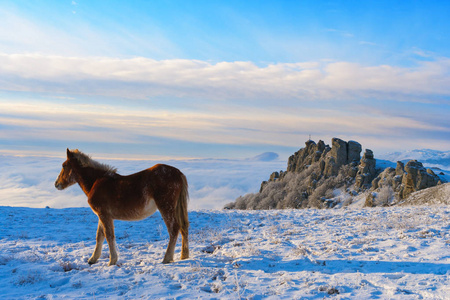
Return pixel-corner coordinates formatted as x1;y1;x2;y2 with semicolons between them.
117;198;157;221
141;198;157;218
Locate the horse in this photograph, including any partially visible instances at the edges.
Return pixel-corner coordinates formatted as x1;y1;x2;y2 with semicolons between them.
54;149;189;266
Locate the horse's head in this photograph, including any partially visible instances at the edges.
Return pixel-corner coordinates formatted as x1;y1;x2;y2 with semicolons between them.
55;148;78;190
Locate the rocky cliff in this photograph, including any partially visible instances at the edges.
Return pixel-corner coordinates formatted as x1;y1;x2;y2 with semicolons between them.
226;137;445;210
367;160;442;206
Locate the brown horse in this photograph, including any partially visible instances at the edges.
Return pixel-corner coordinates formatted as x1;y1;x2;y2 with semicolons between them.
55;149;189;265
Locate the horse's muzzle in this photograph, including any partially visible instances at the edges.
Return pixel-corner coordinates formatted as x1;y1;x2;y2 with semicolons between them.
55;181;63;190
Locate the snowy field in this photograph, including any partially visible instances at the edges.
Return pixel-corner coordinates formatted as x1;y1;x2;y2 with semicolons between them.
1;206;449;299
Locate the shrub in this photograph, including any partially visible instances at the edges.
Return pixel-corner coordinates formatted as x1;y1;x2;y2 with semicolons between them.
227;161;355;210
375;185;395;206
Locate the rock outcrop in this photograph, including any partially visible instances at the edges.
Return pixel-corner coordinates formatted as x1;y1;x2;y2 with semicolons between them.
370;160;442;202
348;141;363;163
324;138;362;177
227;137;446;210
401;160;441;199
287;139;330;173
251;137;367;208
355;149;377;189
286;138;362;177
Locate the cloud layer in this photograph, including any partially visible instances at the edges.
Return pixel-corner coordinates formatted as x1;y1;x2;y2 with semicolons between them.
1;97;449;157
1;53;450;101
0;155;285;209
0;53;449;157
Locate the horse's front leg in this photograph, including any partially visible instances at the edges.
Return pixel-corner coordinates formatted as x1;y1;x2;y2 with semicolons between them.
88;220;105;264
99;215;118;266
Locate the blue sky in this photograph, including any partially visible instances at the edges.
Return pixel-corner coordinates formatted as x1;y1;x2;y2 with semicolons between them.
0;0;449;159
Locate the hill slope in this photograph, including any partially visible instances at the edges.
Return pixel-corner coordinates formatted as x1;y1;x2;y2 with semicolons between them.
399;183;450;206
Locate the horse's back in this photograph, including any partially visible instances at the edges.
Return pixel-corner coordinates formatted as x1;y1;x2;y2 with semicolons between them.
147;164;183;179
144;164;184;190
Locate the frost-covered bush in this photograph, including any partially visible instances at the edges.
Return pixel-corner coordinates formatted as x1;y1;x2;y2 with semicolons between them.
375;185;395;206
308;167;351;208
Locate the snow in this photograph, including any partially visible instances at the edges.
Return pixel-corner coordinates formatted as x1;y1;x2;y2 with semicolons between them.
400;183;450;206
1;206;449;299
1;151;449;298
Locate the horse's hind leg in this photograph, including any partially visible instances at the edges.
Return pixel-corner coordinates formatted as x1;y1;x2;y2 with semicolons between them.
88;220;105;264
161;216;180;264
180;228;189;260
99;215;118;266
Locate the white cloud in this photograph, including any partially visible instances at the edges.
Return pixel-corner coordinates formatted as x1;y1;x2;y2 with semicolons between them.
0;53;449;156
1;99;447;153
1;53;449;101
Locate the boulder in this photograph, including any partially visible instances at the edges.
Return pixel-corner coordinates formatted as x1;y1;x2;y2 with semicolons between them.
395;161;405;176
370;159;442;200
269;171;280;181
401;160;441;199
364;192;376;207
324;138;362;177
287;139;331;173
330;138;348;166
355;149;377;189
324;156;338;177
348;141;362;163
371;167;396;191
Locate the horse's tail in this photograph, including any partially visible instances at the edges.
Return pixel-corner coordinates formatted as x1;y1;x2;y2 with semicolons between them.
176;172;189;236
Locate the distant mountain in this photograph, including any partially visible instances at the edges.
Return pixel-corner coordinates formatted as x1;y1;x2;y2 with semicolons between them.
379;149;450;170
248;152;279;162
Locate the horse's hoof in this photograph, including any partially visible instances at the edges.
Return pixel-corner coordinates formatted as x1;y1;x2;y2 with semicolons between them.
162;259;173;264
88;259;98;265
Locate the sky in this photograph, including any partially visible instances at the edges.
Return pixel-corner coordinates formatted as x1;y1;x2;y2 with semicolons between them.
1;0;450;160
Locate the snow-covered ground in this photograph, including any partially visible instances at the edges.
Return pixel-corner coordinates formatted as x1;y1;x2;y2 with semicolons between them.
1;206;449;299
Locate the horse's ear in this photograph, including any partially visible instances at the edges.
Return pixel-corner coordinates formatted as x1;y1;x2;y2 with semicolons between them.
66;148;73;159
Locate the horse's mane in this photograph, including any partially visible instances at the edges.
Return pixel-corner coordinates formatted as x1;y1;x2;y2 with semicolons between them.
71;149;118;175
